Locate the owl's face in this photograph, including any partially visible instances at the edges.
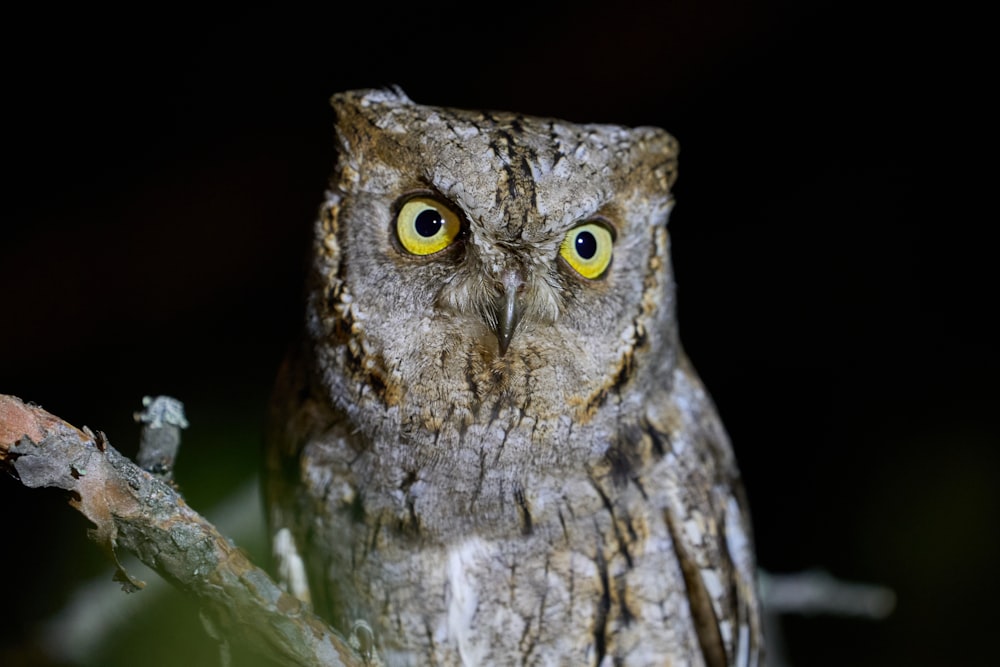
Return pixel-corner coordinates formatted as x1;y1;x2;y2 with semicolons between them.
309;89;680;442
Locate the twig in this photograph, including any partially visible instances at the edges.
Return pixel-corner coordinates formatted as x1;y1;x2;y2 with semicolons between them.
0;394;362;667
759;568;896;667
760;568;896;619
134;395;189;483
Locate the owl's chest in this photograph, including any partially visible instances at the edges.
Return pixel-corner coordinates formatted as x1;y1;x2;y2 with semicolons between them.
303;434;702;666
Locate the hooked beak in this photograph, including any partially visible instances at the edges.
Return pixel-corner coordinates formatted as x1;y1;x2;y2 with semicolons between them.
493;269;525;356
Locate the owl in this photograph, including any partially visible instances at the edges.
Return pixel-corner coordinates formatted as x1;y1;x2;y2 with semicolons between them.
265;88;762;666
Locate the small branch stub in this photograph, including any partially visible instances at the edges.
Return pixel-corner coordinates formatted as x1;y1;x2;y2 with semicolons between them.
134;395;188;483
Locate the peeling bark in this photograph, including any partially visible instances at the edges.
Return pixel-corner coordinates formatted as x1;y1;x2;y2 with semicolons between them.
0;394;362;667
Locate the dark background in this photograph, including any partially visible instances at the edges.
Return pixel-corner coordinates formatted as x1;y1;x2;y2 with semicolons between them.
2;3;994;666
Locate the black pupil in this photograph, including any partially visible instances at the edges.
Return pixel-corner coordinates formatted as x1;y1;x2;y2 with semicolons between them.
575;230;598;259
415;209;444;237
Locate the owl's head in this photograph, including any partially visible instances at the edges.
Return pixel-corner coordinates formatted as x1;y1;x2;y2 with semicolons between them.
309;88;680;434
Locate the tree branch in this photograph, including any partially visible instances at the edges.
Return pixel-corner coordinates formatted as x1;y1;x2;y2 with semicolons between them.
0;394;362;667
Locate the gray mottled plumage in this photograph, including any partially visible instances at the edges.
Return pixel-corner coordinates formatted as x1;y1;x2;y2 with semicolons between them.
265;88;763;666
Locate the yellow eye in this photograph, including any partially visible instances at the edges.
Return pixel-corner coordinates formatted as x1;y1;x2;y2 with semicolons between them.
395;196;462;255
559;222;614;279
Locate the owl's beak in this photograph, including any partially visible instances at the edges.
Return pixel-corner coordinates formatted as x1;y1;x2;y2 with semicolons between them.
493;269;525;356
